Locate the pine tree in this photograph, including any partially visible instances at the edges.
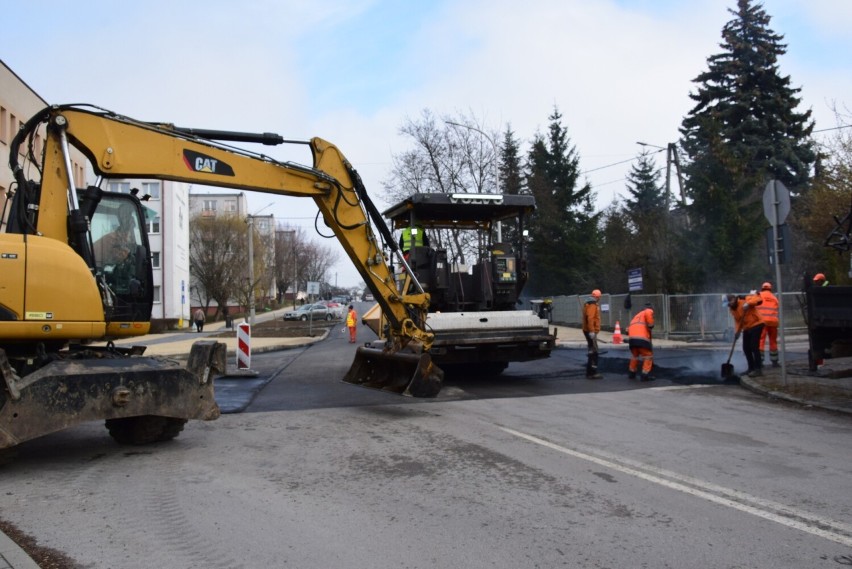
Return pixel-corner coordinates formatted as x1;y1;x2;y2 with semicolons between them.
526;107;599;295
622;152;670;292
679;0;816;288
499;125;524;196
624;152;666;218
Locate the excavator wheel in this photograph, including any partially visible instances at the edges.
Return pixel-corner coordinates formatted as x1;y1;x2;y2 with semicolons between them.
105;416;188;445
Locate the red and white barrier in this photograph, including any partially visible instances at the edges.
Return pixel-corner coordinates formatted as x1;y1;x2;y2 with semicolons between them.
236;322;251;370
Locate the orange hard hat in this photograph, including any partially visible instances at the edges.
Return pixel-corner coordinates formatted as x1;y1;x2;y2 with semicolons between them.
591;289;601;298
813;273;826;282
761;282;772;290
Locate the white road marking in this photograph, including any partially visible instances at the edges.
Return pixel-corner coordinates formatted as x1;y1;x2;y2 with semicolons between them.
499;426;852;547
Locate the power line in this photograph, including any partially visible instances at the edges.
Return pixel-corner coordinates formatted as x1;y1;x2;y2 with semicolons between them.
581;156;641;175
813;124;852;134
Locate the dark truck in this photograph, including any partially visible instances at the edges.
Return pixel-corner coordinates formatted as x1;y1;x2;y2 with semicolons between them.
805;200;852;371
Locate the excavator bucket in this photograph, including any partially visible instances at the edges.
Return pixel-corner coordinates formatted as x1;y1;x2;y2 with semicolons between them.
343;346;444;397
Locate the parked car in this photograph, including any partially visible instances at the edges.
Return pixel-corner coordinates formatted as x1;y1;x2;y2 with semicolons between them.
283;303;333;321
318;301;344;319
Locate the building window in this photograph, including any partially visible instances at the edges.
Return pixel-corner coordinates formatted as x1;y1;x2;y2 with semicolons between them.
153;286;161;304
224;200;237;213
152;251;161;268
203;200;217;212
107;182;131;194
142;182;160;200
9;114;16;146
147;216;161;234
0;107;7;144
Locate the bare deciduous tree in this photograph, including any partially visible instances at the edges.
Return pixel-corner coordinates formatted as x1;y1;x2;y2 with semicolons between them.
273;225;340;306
383;109;501;268
189;214;247;319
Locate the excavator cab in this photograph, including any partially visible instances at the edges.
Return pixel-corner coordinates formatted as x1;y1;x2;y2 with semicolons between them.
85;190;154;328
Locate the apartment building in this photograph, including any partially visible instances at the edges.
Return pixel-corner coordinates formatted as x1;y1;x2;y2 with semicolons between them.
0;60;87;225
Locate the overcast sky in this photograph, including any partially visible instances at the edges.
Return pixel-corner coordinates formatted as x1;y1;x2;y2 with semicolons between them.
5;0;850;288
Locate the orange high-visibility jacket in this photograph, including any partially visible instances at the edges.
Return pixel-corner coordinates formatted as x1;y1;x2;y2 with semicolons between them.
757;290;779;326
582;299;601;333
627;308;654;349
730;294;764;333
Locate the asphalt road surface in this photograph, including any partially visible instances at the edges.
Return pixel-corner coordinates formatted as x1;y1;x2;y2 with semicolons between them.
1;329;850;568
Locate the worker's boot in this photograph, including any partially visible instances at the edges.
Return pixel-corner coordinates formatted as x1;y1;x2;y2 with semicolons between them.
628;370;637;380
640;373;656;382
586;355;602;379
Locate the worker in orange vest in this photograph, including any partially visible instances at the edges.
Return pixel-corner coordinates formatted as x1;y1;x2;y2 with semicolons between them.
627;303;655;382
757;282;780;367
346;305;358;343
727;292;765;377
582;289;603;379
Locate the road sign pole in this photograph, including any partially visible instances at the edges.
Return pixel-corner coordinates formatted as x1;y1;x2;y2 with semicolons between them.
767;180;788;385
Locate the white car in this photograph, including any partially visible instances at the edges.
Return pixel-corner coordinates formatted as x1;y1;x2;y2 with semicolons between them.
317;301;344;319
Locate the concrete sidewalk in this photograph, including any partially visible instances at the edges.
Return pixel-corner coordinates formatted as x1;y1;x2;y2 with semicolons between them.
110;307;330;362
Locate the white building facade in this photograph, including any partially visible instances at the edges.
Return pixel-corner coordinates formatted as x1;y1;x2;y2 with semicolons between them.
1;60;87;226
105;179;191;328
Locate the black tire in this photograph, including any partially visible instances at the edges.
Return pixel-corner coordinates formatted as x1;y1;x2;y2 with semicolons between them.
105;416;188;445
325;314;332;321
300;315;308;321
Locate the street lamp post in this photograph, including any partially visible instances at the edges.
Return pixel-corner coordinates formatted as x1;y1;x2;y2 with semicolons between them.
246;202;274;326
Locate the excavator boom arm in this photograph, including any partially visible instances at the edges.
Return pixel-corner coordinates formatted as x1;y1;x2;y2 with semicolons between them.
13;105;429;345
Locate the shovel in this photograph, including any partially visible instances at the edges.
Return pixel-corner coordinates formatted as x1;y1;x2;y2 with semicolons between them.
721;333;737;378
721;311;745;378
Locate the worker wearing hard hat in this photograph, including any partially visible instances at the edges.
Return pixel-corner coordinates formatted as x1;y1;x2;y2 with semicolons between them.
727;292;765;377
582;289;603;379
628;302;656;382
757;282;780;367
813;273;829;287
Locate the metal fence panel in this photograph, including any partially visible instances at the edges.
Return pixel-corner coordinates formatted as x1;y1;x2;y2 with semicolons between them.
536;291;806;341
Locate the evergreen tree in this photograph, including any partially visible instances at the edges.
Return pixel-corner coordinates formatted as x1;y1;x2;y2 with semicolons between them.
496;125;525;247
622;152;669;292
525;107;599;295
624;152;666;218
679;0;816;289
598;202;636;293
499;125;524;196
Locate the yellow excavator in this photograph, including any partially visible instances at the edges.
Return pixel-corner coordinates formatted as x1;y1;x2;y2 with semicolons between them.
1;104;442;450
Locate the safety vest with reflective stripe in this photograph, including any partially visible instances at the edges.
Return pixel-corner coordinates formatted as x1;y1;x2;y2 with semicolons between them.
400;226;425;251
757;290;779;326
346;309;356;327
628;308;654;349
